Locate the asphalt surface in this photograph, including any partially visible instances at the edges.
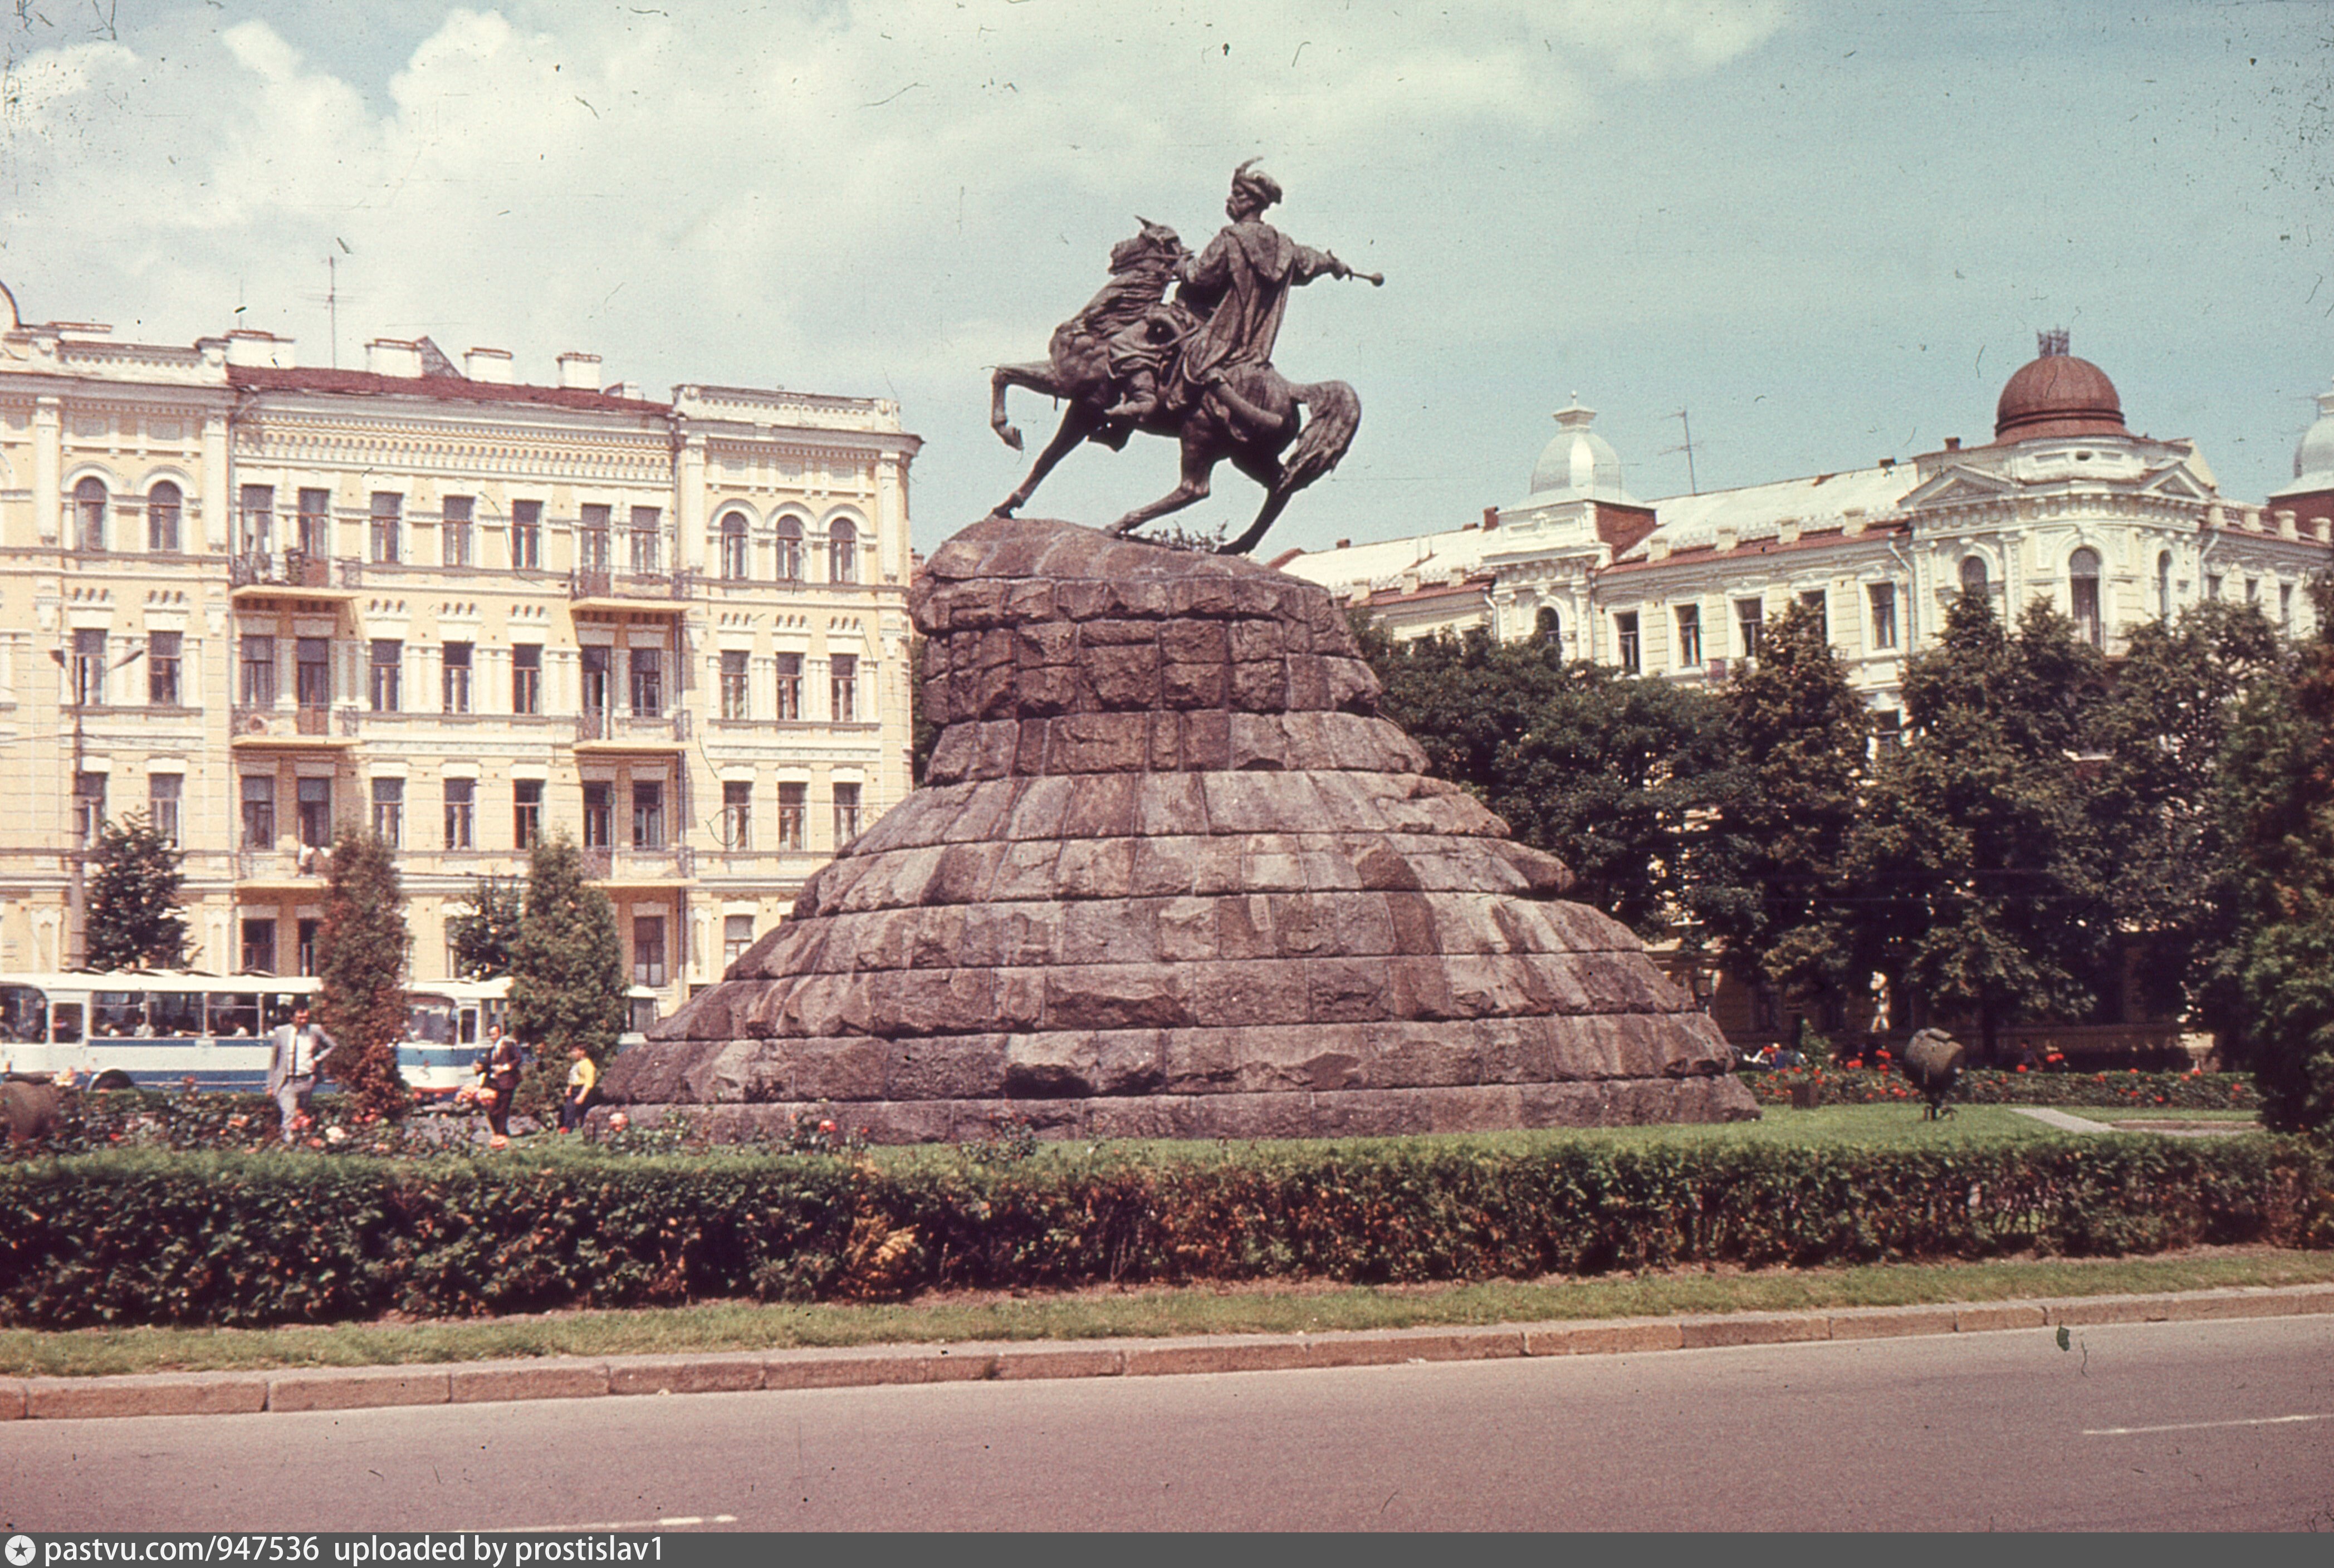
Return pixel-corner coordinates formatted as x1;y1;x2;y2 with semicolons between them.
6;1315;2331;1531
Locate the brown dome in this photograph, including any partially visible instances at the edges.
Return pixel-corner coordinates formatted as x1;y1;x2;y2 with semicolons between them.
1994;331;2126;442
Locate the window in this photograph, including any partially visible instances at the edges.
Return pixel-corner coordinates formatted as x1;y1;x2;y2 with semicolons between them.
580;503;612;571
296;638;330;712
1874;709;1904;754
147;482;182;552
775;653;803;720
241;919;278;977
721;781;752;849
2157;552;2174;620
2206;573;2224;601
630;648;664;717
1798;589;1828;643
2282;581;2296;631
1614;612;1640;674
632;781;665;849
296;777;332;849
2069;547;2103;648
833;781;862;844
581;647;612;719
371;777;404;847
724;914;755;971
583;782;613;849
1867;583;1898;651
1735;598;1764;660
74;478;107;552
147;631;182;706
830;653;858;721
241;634;278;707
2246;576;2261;605
443;642;472;713
1534;605;1562;646
1960;555;1989;595
297;488;331;557
73;771;105;847
630;507;660;574
775;517;802;581
370;492;402;564
632;914;667;988
71;628;106;707
719;513;750;580
239;484;274;555
148;774;182;847
369;639;403;712
241;776;276;849
443;496;474;567
513;780;543;849
511;500;542;570
1674;604;1702;668
443;777;474;850
829;518;859;584
297;919;322;977
720;650;750;720
777;782;806;850
512;644;541;715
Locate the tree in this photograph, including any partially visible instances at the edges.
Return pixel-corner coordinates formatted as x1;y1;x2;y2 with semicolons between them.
508;833;630;1115
2222;579;2334;1134
315;828;412;1120
444;875;524;979
1851;589;2113;1061
84;810;188;971
1699;600;1872;1013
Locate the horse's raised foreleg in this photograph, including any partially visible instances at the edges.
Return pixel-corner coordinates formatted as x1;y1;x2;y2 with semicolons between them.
990;362;1061;453
994;404;1097;519
1107;444;1218;538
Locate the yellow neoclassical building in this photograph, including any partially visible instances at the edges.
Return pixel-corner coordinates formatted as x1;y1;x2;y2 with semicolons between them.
0;279;919;1022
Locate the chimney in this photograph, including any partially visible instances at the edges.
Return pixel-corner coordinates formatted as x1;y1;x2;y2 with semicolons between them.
366;338;423;378
1843;508;1868;537
1482;506;1499;530
1778;517;1802;544
609;381;643;400
1648;536;1671;561
1944;437;1962;452
557;352;603;390
2278;508;2299;540
464;347;514;384
1401;570;1421;594
225;329;292;369
1335;538;1351;550
1715;525;1739;553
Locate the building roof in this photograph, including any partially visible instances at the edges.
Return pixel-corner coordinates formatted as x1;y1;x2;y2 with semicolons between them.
1277;523;1504;599
227;364;670;416
1993;331;2126;442
1637;463;1922;552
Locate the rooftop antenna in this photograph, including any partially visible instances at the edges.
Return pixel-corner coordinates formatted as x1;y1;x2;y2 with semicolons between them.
1663;408;1700;496
329;238;351;368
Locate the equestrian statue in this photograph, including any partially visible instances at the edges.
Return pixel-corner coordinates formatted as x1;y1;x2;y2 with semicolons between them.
989;161;1382;555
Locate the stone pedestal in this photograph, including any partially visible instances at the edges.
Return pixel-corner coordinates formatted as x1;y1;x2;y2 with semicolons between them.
602;516;1756;1139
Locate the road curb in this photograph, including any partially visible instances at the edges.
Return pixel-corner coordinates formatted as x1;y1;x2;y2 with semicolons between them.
11;1283;2332;1420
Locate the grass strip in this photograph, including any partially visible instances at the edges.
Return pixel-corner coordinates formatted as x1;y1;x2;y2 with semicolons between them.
4;1247;2328;1380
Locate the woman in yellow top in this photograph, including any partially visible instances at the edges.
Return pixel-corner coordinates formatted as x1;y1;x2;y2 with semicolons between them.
560;1044;598;1133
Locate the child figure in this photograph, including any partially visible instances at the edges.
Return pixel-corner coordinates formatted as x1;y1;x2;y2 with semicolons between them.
560;1044;598;1133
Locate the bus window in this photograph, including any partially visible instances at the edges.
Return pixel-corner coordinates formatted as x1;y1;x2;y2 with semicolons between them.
458;1007;477;1046
92;992;144;1038
51;1003;82;1044
0;986;47;1043
407;996;456;1046
263;994;302;1031
151;991;204;1038
207;993;261;1038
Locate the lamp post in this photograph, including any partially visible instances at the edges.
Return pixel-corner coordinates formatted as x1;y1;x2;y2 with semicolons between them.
51;640;145;971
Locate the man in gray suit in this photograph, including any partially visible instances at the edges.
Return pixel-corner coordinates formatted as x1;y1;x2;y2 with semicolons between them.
267;1003;337;1144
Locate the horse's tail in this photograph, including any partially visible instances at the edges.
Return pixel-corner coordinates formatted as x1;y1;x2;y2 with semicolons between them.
1281;380;1361;494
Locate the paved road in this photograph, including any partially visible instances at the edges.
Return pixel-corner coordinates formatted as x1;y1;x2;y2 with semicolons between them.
6;1316;2331;1531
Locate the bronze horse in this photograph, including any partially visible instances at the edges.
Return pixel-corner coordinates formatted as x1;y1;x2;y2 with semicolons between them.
989;220;1365;556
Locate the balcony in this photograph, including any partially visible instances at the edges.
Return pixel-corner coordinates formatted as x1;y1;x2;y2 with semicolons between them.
570;568;694;610
231;705;359;747
234;845;335;888
580;845;695;884
573;709;688;753
229;552;362;600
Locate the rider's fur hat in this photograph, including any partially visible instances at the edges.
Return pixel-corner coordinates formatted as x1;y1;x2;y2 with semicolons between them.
1231;159;1282;210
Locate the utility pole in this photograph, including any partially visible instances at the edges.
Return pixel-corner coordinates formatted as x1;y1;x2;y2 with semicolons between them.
1667;408;1700;496
52;641;144;971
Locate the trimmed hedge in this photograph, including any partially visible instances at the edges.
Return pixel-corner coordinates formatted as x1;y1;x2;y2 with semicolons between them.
1741;1068;2262;1111
1;1138;2326;1329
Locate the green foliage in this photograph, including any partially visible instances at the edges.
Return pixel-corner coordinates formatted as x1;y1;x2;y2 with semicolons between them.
909;636;940;786
83;810;188;972
2;1135;2323;1327
316;829;411;1122
444;875;523;981
2224;579;2334;1135
1742;1067;2261;1111
508;835;629;1113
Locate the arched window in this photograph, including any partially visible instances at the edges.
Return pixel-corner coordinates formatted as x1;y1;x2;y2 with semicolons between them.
1535;605;1561;646
718;512;750;581
74;478;107;552
1959;553;1989;596
2157;551;2173;620
774;517;803;581
147;481;182;553
2069;547;2102;646
829;518;858;584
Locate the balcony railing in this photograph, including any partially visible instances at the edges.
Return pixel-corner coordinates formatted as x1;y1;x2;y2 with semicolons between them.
232;705;359;740
236;845;334;881
231;551;360;591
575;710;685;745
569;568;693;602
579;845;695;881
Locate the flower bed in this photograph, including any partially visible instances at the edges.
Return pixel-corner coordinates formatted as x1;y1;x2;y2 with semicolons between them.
1740;1068;2260;1112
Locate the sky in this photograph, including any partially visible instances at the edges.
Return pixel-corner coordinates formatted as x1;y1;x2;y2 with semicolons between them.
2;0;2330;560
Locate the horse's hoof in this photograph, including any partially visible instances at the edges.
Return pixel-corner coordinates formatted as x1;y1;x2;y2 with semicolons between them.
992;501;1020;519
1000;428;1025;452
